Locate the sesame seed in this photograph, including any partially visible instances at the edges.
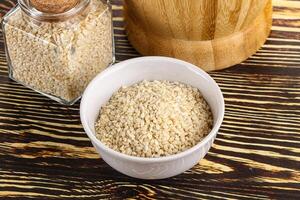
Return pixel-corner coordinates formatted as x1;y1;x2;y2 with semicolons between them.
95;80;213;158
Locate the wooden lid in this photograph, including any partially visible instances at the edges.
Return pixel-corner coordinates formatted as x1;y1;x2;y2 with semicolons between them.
30;0;80;14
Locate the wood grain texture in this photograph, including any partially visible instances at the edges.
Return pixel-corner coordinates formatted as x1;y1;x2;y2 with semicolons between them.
0;0;300;199
125;0;269;40
124;0;273;71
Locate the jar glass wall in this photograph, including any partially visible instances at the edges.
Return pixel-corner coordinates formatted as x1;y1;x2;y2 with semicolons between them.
2;0;115;105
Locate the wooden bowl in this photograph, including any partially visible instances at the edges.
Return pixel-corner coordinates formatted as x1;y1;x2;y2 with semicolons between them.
124;0;272;71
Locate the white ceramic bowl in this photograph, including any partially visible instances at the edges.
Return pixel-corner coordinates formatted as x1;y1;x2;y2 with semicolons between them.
80;57;224;179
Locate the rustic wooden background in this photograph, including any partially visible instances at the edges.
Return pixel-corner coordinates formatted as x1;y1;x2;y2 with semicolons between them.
0;0;300;199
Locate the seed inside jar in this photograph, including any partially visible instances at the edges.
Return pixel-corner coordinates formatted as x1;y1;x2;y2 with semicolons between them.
4;0;113;103
95;80;213;158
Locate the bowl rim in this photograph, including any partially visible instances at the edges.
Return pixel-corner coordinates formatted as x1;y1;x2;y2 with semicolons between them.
80;56;225;163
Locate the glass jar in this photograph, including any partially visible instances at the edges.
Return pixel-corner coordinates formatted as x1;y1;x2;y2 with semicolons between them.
2;0;114;105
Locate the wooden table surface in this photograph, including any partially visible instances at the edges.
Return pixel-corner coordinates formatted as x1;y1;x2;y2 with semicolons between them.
0;0;299;199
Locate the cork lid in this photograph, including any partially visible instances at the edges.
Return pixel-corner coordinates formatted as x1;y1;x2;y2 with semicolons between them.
30;0;80;14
